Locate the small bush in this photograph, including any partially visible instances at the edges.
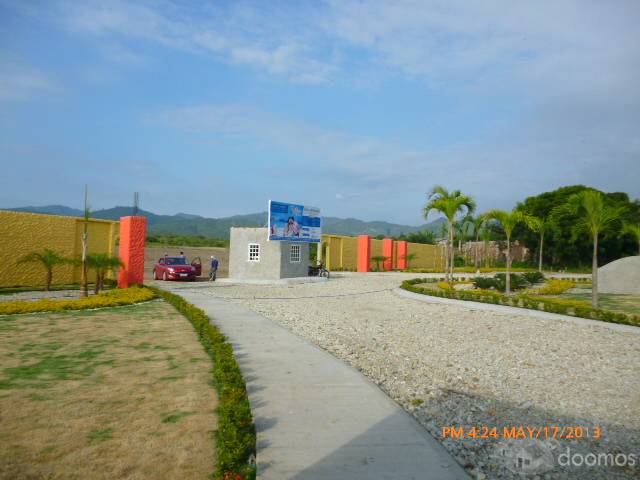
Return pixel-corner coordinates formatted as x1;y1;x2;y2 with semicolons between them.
0;287;155;315
493;273;528;292
472;277;496;290
536;279;574;295
437;281;453;290
522;271;545;285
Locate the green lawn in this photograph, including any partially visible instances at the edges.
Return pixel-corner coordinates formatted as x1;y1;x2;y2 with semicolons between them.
557;285;640;315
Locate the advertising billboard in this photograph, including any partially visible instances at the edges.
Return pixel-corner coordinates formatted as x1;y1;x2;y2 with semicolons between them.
268;200;321;243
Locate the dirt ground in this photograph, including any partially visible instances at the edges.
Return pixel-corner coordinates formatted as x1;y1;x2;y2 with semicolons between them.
145;246;229;280
0;301;218;480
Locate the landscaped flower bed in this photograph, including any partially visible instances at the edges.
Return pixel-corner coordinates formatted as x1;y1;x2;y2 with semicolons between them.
0;286;155;315
401;278;640;327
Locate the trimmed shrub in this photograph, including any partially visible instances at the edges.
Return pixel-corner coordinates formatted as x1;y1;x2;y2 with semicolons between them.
536;279;574;295
472;277;496;290
150;287;256;480
437;281;453;290
522;271;545;285
493;273;528;292
0;287;155;316
401;279;640;327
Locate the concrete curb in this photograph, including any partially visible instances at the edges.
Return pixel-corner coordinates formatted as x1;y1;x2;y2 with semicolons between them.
394;288;640;335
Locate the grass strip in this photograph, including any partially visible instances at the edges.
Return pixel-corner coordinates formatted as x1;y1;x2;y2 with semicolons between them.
0;287;155;315
401;278;640;327
150;287;256;480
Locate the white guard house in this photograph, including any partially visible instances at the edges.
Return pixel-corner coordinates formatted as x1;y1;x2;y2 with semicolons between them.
228;227;311;281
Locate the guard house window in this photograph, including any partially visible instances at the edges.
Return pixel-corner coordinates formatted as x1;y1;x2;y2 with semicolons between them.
248;243;260;262
290;244;301;263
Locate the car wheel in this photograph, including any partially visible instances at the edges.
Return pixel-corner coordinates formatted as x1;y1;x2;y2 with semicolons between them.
162;271;168;281
152;269;157;280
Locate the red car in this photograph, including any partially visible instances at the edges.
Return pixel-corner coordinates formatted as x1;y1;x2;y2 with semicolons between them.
153;256;202;281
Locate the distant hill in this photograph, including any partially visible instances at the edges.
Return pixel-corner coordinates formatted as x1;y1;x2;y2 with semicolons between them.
3;205;444;238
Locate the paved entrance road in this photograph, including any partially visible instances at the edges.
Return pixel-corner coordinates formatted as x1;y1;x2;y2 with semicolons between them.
160;284;468;480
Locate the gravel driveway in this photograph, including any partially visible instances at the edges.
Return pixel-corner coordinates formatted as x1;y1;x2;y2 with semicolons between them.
172;274;639;479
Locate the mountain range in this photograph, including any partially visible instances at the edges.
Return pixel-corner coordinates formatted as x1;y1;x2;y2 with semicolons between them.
4;205;445;238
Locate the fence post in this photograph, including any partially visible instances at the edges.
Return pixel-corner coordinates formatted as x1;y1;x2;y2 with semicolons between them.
357;235;371;272
397;241;408;269
382;238;394;271
118;216;147;288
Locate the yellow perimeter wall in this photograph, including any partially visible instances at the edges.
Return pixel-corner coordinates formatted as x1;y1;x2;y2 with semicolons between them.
0;210;118;288
320;234;444;271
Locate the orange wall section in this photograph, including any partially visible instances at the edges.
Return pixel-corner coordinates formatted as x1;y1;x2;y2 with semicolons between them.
118;216;147;288
396;241;408;269
357;235;371;272
382;238;394;271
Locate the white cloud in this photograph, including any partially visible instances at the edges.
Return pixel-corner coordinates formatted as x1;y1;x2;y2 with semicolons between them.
0;67;55;102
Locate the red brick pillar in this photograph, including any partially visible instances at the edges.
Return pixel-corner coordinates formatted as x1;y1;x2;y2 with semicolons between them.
382;238;394;271
397;241;408;270
118;216;147;288
357;235;371;272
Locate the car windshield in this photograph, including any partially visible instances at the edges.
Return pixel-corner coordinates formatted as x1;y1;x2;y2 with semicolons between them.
165;257;187;265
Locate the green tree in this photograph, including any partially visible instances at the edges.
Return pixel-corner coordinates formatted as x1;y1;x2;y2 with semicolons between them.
622;222;640;254
370;255;388;272
87;254;123;293
483;209;534;294
18;249;67;291
423;186;476;281
515;185;640;267
555;190;626;308
398;231;435;244
80;185;90;298
528;216;549;272
403;252;418;269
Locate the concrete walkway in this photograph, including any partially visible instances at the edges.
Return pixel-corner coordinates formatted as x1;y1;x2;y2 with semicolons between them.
161;284;468;480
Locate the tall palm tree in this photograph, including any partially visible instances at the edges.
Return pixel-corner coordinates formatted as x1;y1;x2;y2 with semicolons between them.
18;249;67;291
483;209;534;294
87;253;123;293
556;190;625;308
622;222;640;255
469;215;486;269
528;216;548;272
80;185;90;298
423;186;476;282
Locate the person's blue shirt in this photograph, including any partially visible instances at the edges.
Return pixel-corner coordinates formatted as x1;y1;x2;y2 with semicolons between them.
211;258;219;270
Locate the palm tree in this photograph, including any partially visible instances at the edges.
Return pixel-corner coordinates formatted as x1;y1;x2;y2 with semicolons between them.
469;215;486;269
556;190;625;308
528;216;548;272
403;252;418;269
80;185;90;298
622;222;640;254
18;249;67;291
483;209;534;294
423;186;476;281
87;253;123;293
370;255;388;272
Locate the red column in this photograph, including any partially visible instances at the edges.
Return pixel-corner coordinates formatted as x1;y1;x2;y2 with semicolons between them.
382;238;394;271
397;241;408;270
118;216;147;288
357;235;371;272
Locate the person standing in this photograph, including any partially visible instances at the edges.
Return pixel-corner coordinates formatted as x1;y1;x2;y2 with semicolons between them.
209;255;219;281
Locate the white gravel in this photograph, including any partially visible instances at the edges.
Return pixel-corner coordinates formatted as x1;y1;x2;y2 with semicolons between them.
181;274;640;479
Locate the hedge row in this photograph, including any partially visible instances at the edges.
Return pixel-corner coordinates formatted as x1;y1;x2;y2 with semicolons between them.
150;287;256;480
0;286;155;315
401;278;640;327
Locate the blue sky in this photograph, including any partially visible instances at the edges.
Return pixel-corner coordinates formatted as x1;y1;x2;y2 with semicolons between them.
1;0;639;225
